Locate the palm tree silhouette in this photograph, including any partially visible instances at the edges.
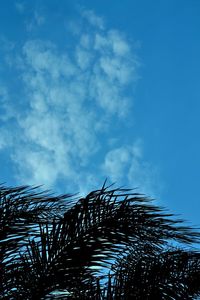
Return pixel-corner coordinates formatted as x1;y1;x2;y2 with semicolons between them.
1;183;200;299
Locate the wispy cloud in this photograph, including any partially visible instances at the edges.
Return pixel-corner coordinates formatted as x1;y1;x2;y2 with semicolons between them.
15;1;45;31
0;8;158;196
15;1;26;14
25;10;45;31
81;9;105;30
101;140;159;197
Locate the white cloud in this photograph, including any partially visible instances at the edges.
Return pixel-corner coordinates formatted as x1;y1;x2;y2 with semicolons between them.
0;85;16;121
25;11;45;32
33;11;45;26
81;9;104;30
0;129;11;149
94;30;130;57
102;146;131;182
101;141;159;197
15;2;45;30
108;30;130;56
0;9;157;196
15;2;25;14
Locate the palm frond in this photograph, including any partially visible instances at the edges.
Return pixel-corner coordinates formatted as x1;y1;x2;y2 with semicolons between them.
3;184;200;299
0;184;75;298
111;248;200;299
0;184;75;250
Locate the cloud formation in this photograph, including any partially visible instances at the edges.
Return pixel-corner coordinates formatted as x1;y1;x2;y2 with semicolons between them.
102;141;159;197
0;8;157;196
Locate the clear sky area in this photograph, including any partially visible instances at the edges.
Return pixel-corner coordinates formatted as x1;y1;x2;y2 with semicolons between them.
0;0;200;227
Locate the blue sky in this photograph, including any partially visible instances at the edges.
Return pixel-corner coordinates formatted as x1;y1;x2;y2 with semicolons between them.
0;0;200;227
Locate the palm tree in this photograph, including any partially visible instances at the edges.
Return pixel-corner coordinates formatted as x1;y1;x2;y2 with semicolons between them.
1;183;200;299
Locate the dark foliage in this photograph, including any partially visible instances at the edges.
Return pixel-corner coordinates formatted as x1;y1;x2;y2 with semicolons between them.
0;183;200;299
